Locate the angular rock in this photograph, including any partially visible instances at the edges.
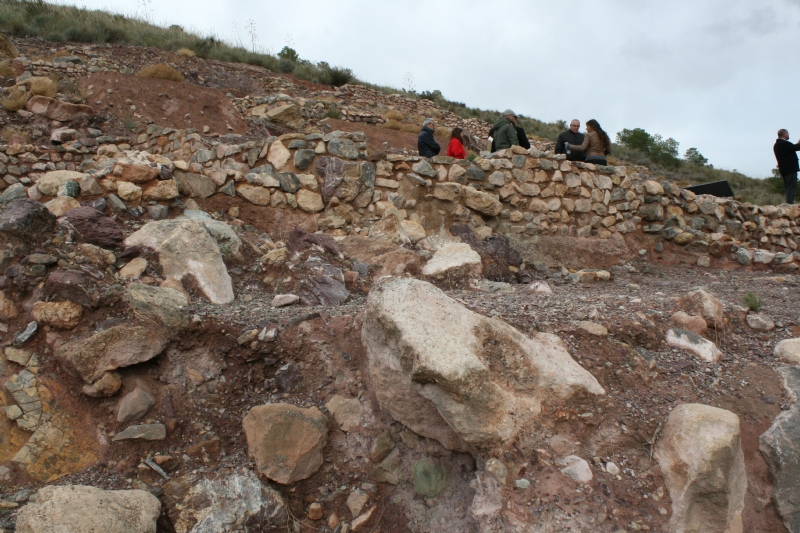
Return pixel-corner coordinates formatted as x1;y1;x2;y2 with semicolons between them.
655;404;746;533
173;171;216;198
296;189;324;212
666;328;722;363
362;277;604;450
267;141;291;169
237;184;271;206
126;220;237;304
325;395;362;432
276;172;301;193
113;162;159;184
63;206;124;248
0;198;56;240
142;180;179;201
116;386;155;423
370;431;396;463
464;187;502;216
31;300;83;329
421;243;482;282
163;469;287;533
45;196;80;216
119;257;147;279
413;458;447;497
558;455;593;484
243;403;328;484
433;182;462;202
112;423;166;441
576;321;607;336
759;366;800;533
300;275;350;306
294;149;315;171
0;183;28;205
26;95;94;121
82;371;122;398
684;288;724;329
43;269;99;307
328;138;359;160
15;485;159;533
271;293;299;308
37;170;86;195
55;325;168;384
124;283;189;329
347;489;369;518
0;290;19;320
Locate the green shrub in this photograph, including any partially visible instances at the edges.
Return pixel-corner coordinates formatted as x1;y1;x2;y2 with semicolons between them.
325;108;341;120
742;291;762;312
278;58;295;74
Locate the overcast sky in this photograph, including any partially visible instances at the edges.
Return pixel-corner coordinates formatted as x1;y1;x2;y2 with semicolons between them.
56;0;800;178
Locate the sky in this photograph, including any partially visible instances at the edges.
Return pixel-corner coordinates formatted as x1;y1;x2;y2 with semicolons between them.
54;0;800;178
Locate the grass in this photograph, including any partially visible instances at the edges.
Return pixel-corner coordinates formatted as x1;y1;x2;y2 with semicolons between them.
176;47;195;57
0;59;13;77
2;125;31;143
20;75;58;97
1;86;30;111
136;63;183;82
385;109;404;121
742;291;762;312
381;120;402;131
324;108;341;120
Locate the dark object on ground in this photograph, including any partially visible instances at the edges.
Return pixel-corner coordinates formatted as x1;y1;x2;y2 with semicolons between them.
287;226;341;257
0;198;56;241
64;206;125;248
684;181;735;198
450;224;523;282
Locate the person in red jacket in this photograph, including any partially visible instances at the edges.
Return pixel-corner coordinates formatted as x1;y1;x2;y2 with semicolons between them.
446;127;467;159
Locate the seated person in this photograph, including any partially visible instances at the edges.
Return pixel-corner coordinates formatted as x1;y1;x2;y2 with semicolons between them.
555;119;586;161
417;118;440;158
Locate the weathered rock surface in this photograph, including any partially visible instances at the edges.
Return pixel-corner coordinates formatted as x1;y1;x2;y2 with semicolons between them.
54;325;168;385
163;468;287;533
746;313;775;331
173;171;216;198
671;311;707;336
36;170;85;195
558;455;593;484
774;338;800;366
116;386;155;423
243;403;328;484
43;269;100;308
124;283;190;329
655;403;746;533
31;300;83;329
0;198;56;240
362;277;604;450
26;95;94;121
421;243;482;281
63;206;124;248
15;485;160;533
112;423;166;441
125;220;238;304
684;288;725;329
666;328;722;363
759;366;800;533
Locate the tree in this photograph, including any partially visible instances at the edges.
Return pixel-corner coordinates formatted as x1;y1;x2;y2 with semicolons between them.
649;134;680;164
616;128;652;152
684;147;708;166
278;46;299;62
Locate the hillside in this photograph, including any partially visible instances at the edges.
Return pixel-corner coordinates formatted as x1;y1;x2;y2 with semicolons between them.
0;5;798;533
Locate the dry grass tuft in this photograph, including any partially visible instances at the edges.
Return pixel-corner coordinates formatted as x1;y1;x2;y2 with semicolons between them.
0;59;13;78
385;109;404;121
382;120;402;131
2;125;31;144
26;76;58;97
136;63;184;82
176;48;196;58
51;50;72;58
1;87;30;112
400;123;420;134
434;126;451;138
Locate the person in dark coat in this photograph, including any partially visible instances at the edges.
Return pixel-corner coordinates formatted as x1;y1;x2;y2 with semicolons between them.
417;118;440;158
774;129;800;204
515;126;531;150
492;110;520;151
555;119;586;161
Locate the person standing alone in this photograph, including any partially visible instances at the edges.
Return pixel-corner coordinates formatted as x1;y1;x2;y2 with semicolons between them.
774;129;800;204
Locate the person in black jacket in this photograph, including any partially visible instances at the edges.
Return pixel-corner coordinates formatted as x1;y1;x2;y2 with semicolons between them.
417;118;440;158
774;129;800;204
555;120;586;161
515;126;531;149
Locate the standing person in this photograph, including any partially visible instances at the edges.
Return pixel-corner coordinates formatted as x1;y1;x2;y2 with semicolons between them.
565;119;611;165
555;119;586;161
774;129;800;204
515;125;531;150
417;118;440;158
446;127;467;159
492;109;520;151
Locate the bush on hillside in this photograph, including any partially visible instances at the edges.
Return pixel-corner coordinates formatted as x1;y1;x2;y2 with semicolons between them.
176;47;195;57
278;58;295;74
385;109;404;121
0;59;13;77
23;76;58;97
1;86;30;111
136;63;183;82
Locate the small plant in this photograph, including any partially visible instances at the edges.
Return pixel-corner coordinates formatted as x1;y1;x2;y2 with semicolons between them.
60;78;87;99
400;123;420;134
278;58;295;74
2;126;31;144
176;47;195;57
434;126;450;138
123;114;137;132
0;59;13;77
1;87;30;111
18;76;58;97
742;291;762;312
321;65;352;87
324;108;341;120
382;120;402;131
468;152;478;162
136;63;184;82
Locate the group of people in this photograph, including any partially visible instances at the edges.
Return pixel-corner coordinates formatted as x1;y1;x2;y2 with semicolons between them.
774;129;800;204
417;111;613;166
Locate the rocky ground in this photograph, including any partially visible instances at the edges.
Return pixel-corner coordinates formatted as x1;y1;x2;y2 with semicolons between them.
0;35;798;533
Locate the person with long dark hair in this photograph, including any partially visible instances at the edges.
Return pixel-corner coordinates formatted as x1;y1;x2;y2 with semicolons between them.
565;119;611;165
446;127;467;159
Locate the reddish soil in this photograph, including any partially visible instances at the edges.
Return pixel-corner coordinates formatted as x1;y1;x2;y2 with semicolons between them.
81;71;248;135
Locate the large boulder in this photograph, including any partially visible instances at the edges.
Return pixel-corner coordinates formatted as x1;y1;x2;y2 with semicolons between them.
362;277;604;451
26;95;94;121
173;171;216;198
759;366;800;533
774;338;800;366
243;403;328;484
43;269;100;308
684;288;724;329
463;187;502;216
0;198;56;240
666;328;722;363
316;157;374;204
36;170;86;195
163;468;287;533
125;220;239;304
54;325;168;385
655;404;746;533
15;485;160;533
421;243;482;282
63;206;124;248
124;283;190;329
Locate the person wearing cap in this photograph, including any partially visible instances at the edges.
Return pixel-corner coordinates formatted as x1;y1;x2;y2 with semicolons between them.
492;110;520;151
417;118;441;158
